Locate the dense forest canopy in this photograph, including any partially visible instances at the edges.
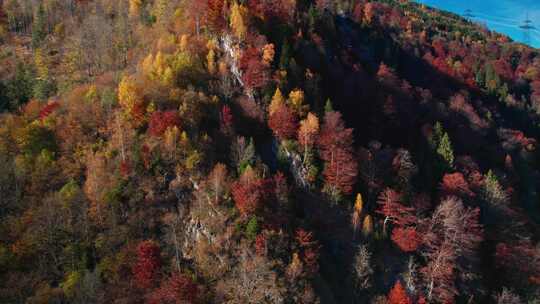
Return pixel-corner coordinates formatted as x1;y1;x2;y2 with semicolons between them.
0;0;540;303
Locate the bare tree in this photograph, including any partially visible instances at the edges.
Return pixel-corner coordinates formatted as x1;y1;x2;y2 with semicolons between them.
420;196;483;303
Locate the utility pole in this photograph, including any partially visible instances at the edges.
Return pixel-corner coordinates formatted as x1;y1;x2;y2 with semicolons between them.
463;9;475;22
520;13;536;45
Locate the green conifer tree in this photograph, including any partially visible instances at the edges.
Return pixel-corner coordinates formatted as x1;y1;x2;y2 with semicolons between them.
324;99;334;113
32;3;47;49
437;132;454;170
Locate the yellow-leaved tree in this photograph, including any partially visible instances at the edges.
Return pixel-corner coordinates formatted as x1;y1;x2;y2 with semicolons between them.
269;88;285;116
230;2;248;40
207;49;217;75
129;0;143;19
298;112;319;156
262;43;275;66
118;76;143;121
362;215;373;237
288;89;308;117
351;193;364;238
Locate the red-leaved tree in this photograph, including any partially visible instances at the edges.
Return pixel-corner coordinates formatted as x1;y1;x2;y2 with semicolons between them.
231;168;271;216
206;0;225;32
376;188;416;231
295;228;320;275
133;240;162;289
39;101;60;121
391;227;421;252
440;172;474;198
248;0;296;22
317;111;358;197
148;111;181;137
388;281;412;304
240;47;270;91
147;273;199;304
268;103;298;141
220;104;234;132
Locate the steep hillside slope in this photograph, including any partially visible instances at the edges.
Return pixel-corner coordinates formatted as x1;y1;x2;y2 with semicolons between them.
0;0;539;303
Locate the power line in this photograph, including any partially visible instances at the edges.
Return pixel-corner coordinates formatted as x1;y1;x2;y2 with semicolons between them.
459;8;539;46
519;12;536;45
463;9;475;21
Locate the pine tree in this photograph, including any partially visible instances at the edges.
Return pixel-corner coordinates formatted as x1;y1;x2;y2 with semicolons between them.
5;62;34;109
32;3;47;49
482;170;508;206
431;121;444;148
437;132;454;170
33;48;55;100
324;98;334;113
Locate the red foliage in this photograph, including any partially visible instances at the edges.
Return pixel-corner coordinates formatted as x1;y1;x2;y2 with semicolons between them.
295;229;320;275
268;103;298;141
440;172;475;198
248;0;296;22
321;147;358;195
206;0;225;32
493;58;514;81
498;128;537;151
240;47;270;91
185;1;208;35
39;101;60;121
231;174;272;217
391;227;421;252
131;102;147;126
220;104;234;130
449;94;488;130
295;229;315;247
432;39;447;58
133;240;162;289
377;63;399;86
352;3;364;22
255;234;267;256
376;188;416;226
41;100;60;119
388;281;411;304
148;111;181;137
120;159;132;179
317;111;357;195
147;273;199;304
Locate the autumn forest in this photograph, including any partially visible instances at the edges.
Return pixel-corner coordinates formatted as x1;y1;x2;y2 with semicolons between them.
0;0;539;303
